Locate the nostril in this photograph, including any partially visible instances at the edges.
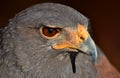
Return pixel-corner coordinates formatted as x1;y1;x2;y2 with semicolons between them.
80;36;85;40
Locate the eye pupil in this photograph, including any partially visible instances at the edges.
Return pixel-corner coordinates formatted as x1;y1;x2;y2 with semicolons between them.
48;28;54;34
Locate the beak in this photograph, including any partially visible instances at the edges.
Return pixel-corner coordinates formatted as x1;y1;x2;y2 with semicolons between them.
52;24;97;62
79;35;97;62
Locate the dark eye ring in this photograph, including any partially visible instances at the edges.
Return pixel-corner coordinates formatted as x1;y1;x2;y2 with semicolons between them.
40;26;61;39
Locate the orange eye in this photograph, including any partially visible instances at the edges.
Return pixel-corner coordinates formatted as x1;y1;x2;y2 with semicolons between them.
40;26;60;38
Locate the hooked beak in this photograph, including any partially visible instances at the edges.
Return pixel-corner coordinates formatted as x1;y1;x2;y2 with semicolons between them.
79;35;98;62
52;24;97;62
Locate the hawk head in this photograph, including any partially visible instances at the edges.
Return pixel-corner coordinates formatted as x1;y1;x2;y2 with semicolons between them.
0;3;97;78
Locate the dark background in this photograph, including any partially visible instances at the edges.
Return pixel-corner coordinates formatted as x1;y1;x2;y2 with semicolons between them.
0;0;120;71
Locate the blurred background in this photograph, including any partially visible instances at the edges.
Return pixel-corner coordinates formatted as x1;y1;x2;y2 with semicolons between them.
0;0;120;71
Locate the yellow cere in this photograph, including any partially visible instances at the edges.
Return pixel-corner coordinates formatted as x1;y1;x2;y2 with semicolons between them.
52;24;89;50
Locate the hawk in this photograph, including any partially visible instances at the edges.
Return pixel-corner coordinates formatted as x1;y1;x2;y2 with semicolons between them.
0;3;120;78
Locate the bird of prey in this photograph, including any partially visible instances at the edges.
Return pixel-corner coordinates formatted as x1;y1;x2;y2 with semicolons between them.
0;3;120;78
